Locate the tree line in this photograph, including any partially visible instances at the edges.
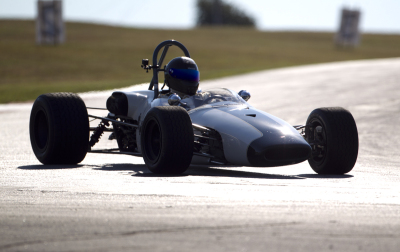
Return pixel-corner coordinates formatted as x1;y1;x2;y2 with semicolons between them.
196;0;256;27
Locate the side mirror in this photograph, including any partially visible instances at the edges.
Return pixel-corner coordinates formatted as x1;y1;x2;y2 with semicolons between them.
238;90;251;101
168;93;182;106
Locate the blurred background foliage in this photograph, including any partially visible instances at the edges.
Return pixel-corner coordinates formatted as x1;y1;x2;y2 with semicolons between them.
196;0;256;27
1;19;400;103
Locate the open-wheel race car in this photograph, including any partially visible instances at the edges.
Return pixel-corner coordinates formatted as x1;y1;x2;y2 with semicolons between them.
29;40;359;175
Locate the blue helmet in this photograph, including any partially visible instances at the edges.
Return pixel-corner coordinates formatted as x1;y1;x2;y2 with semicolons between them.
165;57;200;96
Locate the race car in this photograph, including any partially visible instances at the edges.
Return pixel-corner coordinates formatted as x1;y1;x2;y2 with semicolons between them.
29;40;359;175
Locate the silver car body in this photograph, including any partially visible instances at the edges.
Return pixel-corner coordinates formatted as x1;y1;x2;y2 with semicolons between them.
112;88;311;167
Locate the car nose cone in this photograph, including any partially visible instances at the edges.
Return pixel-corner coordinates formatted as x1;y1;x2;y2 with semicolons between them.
244;112;311;167
216;106;311;167
247;134;311;167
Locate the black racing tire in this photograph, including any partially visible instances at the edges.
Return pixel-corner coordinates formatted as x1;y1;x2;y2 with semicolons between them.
141;106;194;174
305;107;358;174
29;93;89;164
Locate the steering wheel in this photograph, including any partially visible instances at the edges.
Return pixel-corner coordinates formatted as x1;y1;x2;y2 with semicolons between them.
203;95;227;104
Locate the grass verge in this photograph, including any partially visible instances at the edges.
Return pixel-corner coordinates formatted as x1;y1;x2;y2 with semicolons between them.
1;20;400;103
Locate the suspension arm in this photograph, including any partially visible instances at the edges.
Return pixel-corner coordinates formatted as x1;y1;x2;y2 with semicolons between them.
88;114;138;128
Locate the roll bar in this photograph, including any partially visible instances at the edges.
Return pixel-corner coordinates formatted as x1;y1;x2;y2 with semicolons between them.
145;40;191;99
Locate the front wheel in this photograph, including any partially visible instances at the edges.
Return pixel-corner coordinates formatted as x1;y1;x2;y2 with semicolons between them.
305;107;358;174
141;106;194;174
29;93;89;164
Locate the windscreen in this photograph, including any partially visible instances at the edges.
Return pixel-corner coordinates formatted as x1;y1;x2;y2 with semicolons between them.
182;88;247;110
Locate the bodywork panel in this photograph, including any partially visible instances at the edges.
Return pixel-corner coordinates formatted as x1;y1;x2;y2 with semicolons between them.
111;88;311;167
189;106;262;166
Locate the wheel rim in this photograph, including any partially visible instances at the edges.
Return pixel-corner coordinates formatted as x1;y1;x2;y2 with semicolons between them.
34;110;49;150
144;119;161;163
308;119;327;165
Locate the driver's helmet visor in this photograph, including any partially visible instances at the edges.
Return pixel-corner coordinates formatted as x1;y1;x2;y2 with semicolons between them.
169;68;200;82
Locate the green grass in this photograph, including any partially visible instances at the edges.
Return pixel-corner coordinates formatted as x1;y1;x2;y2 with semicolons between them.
1;20;400;103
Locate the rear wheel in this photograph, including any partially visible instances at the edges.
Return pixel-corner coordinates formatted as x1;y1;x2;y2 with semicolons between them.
141;106;194;174
305;107;358;174
29;93;89;164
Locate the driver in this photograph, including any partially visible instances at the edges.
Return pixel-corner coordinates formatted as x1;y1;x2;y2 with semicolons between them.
164;57;200;98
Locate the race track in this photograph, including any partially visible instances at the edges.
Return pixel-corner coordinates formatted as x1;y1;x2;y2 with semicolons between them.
1;58;399;252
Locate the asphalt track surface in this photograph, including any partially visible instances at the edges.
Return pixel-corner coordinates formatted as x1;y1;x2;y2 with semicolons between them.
1;58;399;252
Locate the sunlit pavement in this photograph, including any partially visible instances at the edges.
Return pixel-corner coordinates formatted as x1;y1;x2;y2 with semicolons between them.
1;58;399;252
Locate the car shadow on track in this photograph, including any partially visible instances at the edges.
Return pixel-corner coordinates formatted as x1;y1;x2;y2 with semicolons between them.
18;164;85;170
93;164;353;180
296;174;353;179
186;165;305;180
93;163;188;177
91;163;303;179
93;163;146;171
18;164;353;180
